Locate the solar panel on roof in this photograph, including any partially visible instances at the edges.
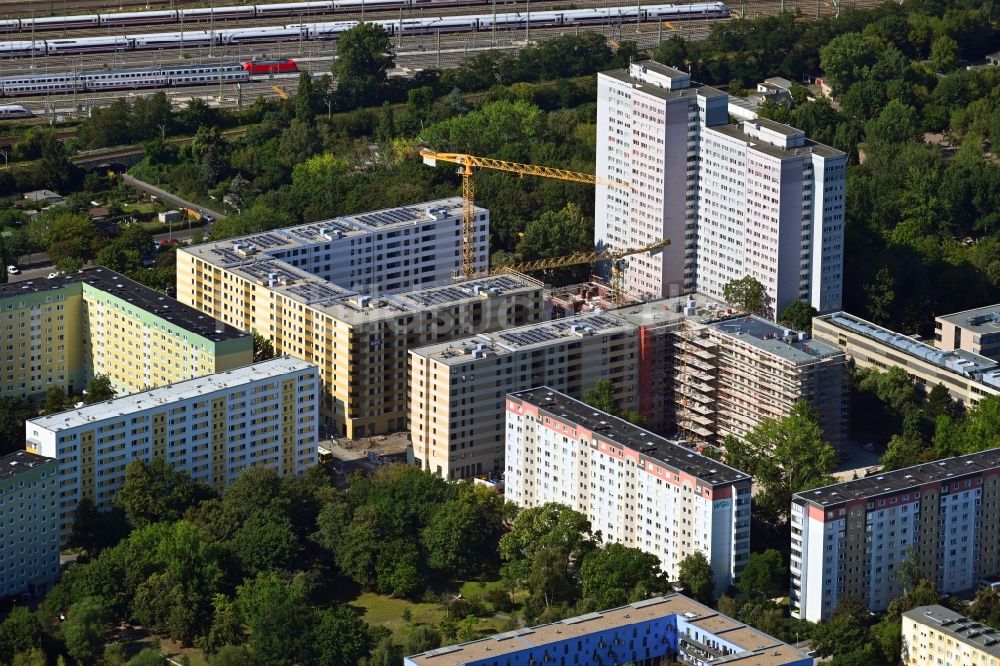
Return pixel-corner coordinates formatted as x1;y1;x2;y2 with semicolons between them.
210;247;244;265
244;233;286;249
286;282;343;303
355;206;424;228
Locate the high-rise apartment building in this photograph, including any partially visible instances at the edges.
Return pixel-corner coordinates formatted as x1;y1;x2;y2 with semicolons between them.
177;199;546;437
596;61;729;299
405;595;813;666
0;268;252;400
595;61;846;317
675;312;848;448
902;605;1000;666
791;448;1000;622
934;304;1000;362
409;313;639;480
0;451;59;598
25;357;319;539
505;388;751;595
814;312;1000;406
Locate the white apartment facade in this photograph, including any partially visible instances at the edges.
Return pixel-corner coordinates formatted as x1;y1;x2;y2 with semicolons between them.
0;451;60;598
596;61;729;300
595;61;846;317
505;388;751;596
697;119;846;317
409;313;639;480
25;357;319;540
791;448;1000;622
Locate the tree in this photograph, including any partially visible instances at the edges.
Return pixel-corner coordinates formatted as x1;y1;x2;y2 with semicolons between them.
236;573;316;665
230;508;299;576
738;550;787;598
127;648;168;666
514;204;593;285
0;607;42;664
295;71;317;122
499;503;597;588
44;213;98;274
422;497;496;577
406;624;442;655
83;374;116;404
332;23;395;107
0;396;37;456
69;497;129;553
114;458;214;528
930;35;959;73
63;596;113;665
313;606;373;666
819;32;881;94
724;401;836;524
210;645;253;666
252;331;275;362
778;301;818;333
35;132;79;192
583;379;620;416
677;552;714;603
580;544;666;609
722;276;768;317
881;433;929;471
865;99;920;145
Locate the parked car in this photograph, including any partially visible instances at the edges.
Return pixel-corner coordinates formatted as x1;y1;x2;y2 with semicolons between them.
47;271;60;279
6;265;19;275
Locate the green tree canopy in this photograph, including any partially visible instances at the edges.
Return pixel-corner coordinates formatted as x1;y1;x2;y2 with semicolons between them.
332;23;395;107
738;550;787;598
778;301;818;332
724;401;836;524
677;552;714;603
580;543;666;609
722;276;768;317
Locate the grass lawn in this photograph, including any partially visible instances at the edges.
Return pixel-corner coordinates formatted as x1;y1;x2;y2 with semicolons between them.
351;586;514;645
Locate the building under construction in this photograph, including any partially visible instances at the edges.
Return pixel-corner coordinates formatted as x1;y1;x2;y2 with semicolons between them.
674;313;849;450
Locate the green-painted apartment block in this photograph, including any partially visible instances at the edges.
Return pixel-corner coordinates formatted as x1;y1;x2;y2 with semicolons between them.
0;451;59;598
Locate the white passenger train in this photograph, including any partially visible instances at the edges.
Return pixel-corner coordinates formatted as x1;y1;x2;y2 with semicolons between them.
0;0;728;33
0;2;730;57
0;104;33;118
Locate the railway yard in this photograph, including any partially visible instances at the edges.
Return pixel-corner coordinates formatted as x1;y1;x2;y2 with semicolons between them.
0;0;883;116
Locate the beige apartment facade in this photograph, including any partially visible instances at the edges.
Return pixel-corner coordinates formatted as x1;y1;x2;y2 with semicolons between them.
934;304;1000;362
813;312;1000;406
903;605;1000;666
409;313;640;480
176;199;546;437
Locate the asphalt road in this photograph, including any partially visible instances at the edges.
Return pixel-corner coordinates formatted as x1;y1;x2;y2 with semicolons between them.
121;173;227;222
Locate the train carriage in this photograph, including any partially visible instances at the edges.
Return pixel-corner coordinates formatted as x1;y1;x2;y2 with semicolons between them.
82;69;170;90
179;6;255;21
242;58;298;74
0;20;20;34
255;1;334;16
44;36;132;54
133;31;215;49
20;14;100;31
100;10;180;27
0;41;45;57
0;105;33;118
223;26;304;44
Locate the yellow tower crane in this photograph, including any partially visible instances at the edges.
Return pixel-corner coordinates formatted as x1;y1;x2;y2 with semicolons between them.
491;239;671;306
419;148;632;279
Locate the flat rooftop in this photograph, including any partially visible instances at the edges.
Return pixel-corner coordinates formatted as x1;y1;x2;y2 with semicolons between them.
602;67;727;102
794;447;1000;508
27;356;315;432
612;294;733;329
904;605;1000;657
936;304;1000;335
0;267;247;344
184;197;471;266
269;273;542;325
406;595;808;666
511;387;750;487
819;312;999;376
708;122;844;160
412;312;635;364
710;315;844;365
0;451;55;482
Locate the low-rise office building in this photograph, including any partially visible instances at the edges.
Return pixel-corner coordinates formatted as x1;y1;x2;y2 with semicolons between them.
902;605;1000;666
25;357;318;540
0;267;252;400
934;304;1000;361
409;313;639;480
0;451;59;598
177;199;546;437
791;448;1000;622
505;387;751;595
814;312;1000;406
404;594;812;666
